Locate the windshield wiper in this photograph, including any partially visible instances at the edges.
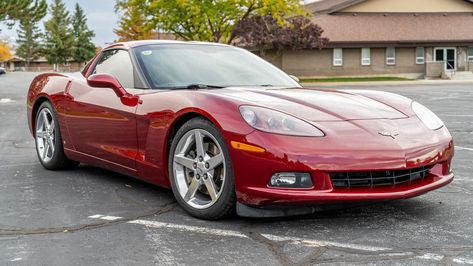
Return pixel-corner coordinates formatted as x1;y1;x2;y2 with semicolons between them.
186;84;225;90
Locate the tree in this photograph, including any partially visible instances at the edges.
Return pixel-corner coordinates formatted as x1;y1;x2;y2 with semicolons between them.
116;0;305;44
43;0;74;70
114;0;153;41
16;2;46;67
71;3;96;65
16;20;43;67
232;15;329;52
0;41;12;62
0;0;47;26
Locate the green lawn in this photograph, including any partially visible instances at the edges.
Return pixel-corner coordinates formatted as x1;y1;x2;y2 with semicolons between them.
300;76;415;83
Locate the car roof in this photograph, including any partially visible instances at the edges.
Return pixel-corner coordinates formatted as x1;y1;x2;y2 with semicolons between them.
104;40;231;50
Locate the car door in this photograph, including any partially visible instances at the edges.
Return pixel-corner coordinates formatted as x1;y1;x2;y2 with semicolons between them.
65;49;139;173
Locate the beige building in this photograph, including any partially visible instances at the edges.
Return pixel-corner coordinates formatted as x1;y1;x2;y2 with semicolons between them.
4;56;83;72
266;0;473;79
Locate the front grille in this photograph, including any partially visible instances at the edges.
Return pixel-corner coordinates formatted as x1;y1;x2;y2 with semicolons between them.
330;165;434;188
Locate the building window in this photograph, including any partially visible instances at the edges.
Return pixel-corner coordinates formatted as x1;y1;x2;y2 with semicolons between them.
416;47;425;65
333;48;343;66
386;47;396;65
468;47;473;62
361;48;371;66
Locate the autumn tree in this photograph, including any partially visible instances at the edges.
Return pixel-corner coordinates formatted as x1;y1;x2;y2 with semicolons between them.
116;0;305;44
114;0;153;41
232;15;329;52
16;2;47;67
0;0;47;26
71;3;96;65
0;42;12;62
43;0;74;70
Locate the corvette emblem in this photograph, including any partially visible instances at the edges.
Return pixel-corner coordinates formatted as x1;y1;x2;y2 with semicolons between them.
378;131;399;139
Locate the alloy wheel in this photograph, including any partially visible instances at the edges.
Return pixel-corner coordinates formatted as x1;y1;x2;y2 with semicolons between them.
35;108;56;163
172;129;226;209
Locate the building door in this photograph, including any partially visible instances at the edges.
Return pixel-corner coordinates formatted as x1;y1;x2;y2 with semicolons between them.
434;48;456;71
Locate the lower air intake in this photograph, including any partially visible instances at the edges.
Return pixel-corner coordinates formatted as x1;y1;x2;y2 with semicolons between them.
330;165;433;188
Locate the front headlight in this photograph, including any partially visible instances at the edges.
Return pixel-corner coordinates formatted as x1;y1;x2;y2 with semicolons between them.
239;106;324;137
412;102;444;130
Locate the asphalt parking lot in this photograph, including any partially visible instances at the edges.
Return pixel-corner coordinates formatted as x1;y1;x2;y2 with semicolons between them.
1;72;472;265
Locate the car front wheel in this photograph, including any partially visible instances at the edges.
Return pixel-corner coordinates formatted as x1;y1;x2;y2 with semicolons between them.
169;117;236;220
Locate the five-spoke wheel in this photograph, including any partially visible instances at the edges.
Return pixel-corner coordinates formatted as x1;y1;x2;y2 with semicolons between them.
169;118;235;219
173;129;225;209
34;101;79;170
36;108;56;163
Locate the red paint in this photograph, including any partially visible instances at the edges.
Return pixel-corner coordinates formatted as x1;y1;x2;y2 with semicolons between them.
87;74;140;107
26;41;454;208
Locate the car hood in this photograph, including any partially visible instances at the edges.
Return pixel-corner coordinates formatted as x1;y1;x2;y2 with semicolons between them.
210;87;409;122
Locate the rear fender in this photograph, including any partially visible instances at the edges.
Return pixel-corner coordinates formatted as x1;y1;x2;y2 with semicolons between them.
27;73;73;149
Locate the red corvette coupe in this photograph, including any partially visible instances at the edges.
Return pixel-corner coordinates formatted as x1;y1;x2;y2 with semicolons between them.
27;41;454;219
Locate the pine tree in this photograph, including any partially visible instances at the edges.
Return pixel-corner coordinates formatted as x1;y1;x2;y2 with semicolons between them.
16;20;43;67
71;3;95;65
43;0;73;71
15;2;46;68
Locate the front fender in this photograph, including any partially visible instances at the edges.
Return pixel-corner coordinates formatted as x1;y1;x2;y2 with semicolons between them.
135;90;254;187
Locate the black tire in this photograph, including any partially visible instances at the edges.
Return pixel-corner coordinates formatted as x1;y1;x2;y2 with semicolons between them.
168;117;236;220
34;101;79;170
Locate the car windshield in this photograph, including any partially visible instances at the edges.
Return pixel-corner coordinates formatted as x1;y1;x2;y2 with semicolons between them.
133;44;301;89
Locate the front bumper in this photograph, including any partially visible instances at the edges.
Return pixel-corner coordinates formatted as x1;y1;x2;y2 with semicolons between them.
238;170;453;206
225;118;454;208
236;171;453;218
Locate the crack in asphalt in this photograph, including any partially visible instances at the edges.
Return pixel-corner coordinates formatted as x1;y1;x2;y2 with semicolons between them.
237;221;473;265
244;230;418;265
245;236;424;265
247;231;294;265
0;201;177;237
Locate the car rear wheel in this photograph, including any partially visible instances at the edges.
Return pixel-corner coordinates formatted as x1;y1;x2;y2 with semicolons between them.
169;117;236;220
35;101;79;170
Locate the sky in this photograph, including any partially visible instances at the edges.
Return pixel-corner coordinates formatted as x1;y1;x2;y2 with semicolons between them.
0;0;118;48
0;0;320;50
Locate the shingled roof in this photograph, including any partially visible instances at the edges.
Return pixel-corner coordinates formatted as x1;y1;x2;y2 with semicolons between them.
305;0;473;46
311;13;473;46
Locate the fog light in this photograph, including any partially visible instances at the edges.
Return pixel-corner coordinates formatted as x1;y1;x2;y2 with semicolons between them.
269;173;313;188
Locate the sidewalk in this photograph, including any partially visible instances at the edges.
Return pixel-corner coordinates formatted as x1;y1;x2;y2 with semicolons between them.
301;79;473;87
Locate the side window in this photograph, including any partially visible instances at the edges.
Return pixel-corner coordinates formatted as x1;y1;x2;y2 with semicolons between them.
93;49;135;88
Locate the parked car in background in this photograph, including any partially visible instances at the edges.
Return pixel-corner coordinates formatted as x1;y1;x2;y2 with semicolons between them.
0;67;6;75
27;40;454;220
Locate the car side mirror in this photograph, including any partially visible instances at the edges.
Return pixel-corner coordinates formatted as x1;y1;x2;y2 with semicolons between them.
87;74;139;107
87;73;127;97
289;75;300;83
